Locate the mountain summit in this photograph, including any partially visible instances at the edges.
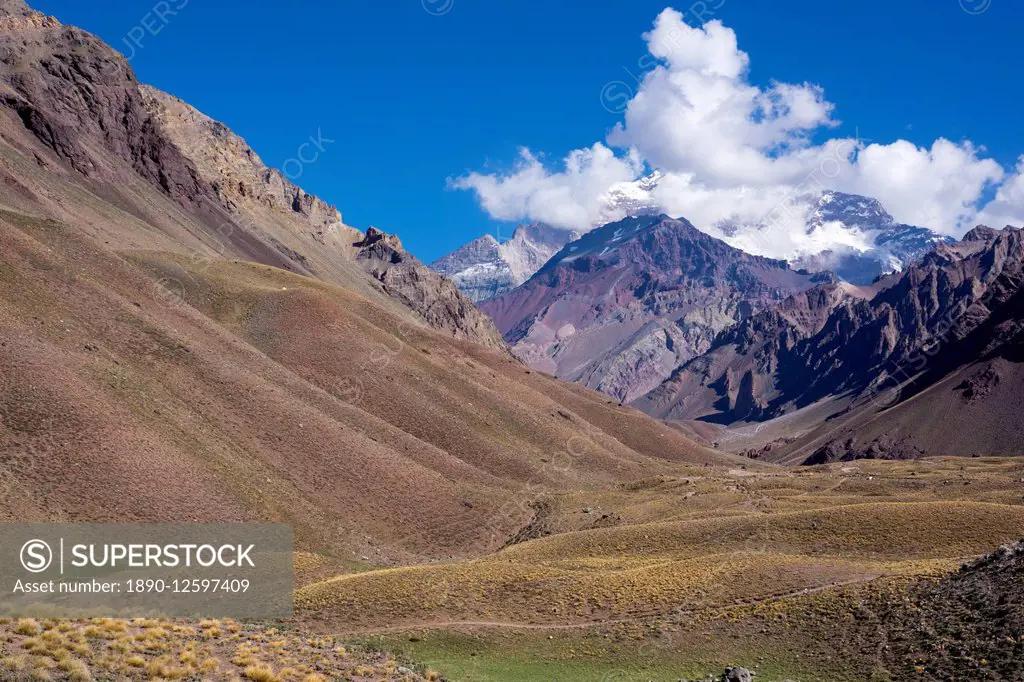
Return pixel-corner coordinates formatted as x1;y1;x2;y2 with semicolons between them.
481;214;827;402
689;189;952;284
431;173;663;302
786;191;955;283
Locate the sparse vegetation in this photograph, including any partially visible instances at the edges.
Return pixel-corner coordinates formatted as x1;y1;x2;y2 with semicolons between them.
2;460;1022;680
0;619;425;681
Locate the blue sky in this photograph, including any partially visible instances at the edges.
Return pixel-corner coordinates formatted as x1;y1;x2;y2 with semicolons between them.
29;0;1024;263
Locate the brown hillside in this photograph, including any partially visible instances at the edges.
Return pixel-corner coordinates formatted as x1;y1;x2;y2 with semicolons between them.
0;207;731;566
0;2;504;350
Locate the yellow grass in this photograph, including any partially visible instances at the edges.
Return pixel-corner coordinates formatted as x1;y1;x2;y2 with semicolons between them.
0;619;414;681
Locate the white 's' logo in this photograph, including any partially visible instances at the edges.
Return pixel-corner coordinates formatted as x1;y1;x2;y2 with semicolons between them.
20;539;52;573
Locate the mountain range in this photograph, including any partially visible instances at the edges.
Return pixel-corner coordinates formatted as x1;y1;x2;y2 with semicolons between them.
636;223;1024;461
0;0;730;558
4;3;1024;680
433;177;954;302
435;172;1008;460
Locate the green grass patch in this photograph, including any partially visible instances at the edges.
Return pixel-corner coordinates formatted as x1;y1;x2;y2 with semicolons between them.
354;628;875;682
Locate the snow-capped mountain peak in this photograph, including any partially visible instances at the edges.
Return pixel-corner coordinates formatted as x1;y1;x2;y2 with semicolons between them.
432;175;668;302
595;172;664;226
711;189;954;283
810;191;896;233
431;223;580;302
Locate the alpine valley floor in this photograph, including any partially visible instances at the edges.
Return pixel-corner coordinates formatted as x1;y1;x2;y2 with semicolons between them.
290;457;1024;682
5;457;1023;681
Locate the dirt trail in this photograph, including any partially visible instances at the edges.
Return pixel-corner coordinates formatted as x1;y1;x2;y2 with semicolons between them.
796;478;847;497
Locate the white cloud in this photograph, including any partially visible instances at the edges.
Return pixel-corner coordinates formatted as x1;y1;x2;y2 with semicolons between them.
837;139;1003;235
449;144;641;231
977;156;1024;228
608;13;836;188
453;7;1014;250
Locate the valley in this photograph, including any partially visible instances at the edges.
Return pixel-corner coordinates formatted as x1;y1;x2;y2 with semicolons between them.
0;1;1023;680
5;454;1024;680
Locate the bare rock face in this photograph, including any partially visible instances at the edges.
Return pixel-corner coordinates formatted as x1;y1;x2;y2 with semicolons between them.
482;215;826;403
636;282;858;422
0;0;32;16
140;85;343;232
0;6;204;196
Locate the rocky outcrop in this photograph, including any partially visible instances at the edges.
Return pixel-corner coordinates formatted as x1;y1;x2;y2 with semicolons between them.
0;7;206;197
679;667;760;682
722;668;755;682
482;215;827;402
139;85;343;233
870;539;1024;680
0;0;32;15
355;228;508;350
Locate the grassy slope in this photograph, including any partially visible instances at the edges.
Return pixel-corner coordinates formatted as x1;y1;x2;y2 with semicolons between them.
0;616;432;681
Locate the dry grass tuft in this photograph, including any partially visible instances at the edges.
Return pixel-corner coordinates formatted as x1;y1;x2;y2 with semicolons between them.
244;663;281;681
15;619;40;636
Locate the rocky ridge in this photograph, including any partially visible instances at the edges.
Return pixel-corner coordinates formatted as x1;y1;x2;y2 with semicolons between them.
0;2;506;350
869;539;1024;680
638;225;1024;454
140;85;344;237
